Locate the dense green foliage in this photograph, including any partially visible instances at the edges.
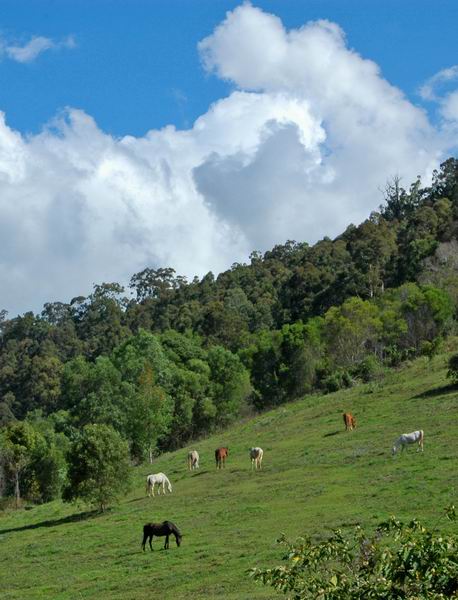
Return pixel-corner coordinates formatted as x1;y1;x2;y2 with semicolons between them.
1;157;458;505
63;424;131;511
251;509;458;599
1;350;457;599
447;352;458;383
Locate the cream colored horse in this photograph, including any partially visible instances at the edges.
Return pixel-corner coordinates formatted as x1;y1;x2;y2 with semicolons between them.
187;450;199;470
250;447;263;470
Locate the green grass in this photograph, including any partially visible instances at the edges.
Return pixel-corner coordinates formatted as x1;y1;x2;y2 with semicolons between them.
1;348;458;599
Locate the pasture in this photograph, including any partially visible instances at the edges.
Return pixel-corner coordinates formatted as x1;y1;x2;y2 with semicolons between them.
1;348;457;599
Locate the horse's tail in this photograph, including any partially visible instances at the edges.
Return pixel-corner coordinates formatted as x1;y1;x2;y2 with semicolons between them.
167;477;172;492
145;478;150;495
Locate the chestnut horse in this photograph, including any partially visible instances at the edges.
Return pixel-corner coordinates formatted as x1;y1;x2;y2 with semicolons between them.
142;521;182;550
343;412;356;431
215;447;228;469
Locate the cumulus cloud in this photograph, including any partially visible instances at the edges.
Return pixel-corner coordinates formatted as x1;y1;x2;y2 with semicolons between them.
2;34;75;63
419;65;458;101
419;65;458;125
0;3;454;315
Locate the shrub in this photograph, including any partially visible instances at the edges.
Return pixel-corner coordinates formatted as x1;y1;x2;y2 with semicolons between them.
63;424;131;511
353;355;382;382
321;369;353;393
250;508;457;599
447;352;458;383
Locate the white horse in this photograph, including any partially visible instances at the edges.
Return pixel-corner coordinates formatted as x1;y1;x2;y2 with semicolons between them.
187;450;199;470
146;472;173;497
250;447;263;470
392;430;424;455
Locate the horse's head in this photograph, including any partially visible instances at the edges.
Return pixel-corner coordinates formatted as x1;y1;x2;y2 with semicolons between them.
176;534;182;546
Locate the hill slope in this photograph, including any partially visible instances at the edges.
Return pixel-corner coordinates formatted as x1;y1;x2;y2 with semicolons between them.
1;347;458;600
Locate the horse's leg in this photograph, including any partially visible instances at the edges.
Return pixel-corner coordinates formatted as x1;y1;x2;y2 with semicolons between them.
142;532;147;551
165;535;169;549
149;535;153;551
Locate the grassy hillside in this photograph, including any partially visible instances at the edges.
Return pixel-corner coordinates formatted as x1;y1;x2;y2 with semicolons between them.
1;346;457;600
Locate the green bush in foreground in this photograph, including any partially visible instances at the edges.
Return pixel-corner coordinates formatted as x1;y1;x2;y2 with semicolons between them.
250;507;457;599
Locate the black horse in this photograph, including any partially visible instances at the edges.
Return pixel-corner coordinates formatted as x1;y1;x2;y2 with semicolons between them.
142;521;182;550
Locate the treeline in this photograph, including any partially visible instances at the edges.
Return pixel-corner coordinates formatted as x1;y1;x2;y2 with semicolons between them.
1;158;458;505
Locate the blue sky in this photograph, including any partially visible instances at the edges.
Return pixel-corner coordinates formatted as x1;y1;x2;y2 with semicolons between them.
0;1;457;315
1;0;457;136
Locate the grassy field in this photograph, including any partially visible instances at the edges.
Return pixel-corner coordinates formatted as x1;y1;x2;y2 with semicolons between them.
1;347;457;599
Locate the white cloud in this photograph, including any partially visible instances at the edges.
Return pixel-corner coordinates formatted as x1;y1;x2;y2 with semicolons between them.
419;65;458;127
441;90;458;122
419;65;458;101
2;34;75;63
0;4;454;315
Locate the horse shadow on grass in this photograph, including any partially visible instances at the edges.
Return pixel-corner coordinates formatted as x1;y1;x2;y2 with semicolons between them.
323;430;341;438
190;470;208;477
0;508;101;535
412;383;458;400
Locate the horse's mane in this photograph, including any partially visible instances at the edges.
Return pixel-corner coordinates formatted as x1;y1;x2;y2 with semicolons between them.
164;520;182;537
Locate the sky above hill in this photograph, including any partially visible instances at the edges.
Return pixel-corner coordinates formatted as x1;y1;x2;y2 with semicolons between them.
1;0;458;315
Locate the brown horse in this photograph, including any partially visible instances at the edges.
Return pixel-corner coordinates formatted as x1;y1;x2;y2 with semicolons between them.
215;447;228;469
142;521;182;550
343;412;356;431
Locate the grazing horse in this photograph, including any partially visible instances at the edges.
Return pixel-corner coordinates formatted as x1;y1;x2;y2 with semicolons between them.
343;412;356;431
187;450;199;471
142;521;182;550
145;472;172;497
250;447;263;470
392;430;424;455
215;447;228;469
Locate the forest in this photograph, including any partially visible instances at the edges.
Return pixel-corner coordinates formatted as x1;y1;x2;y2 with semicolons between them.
1;157;458;506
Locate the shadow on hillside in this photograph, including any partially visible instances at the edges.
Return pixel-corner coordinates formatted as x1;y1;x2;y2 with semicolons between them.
412;383;458;400
127;496;145;504
0;508;101;535
323;430;341;438
190;470;208;477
